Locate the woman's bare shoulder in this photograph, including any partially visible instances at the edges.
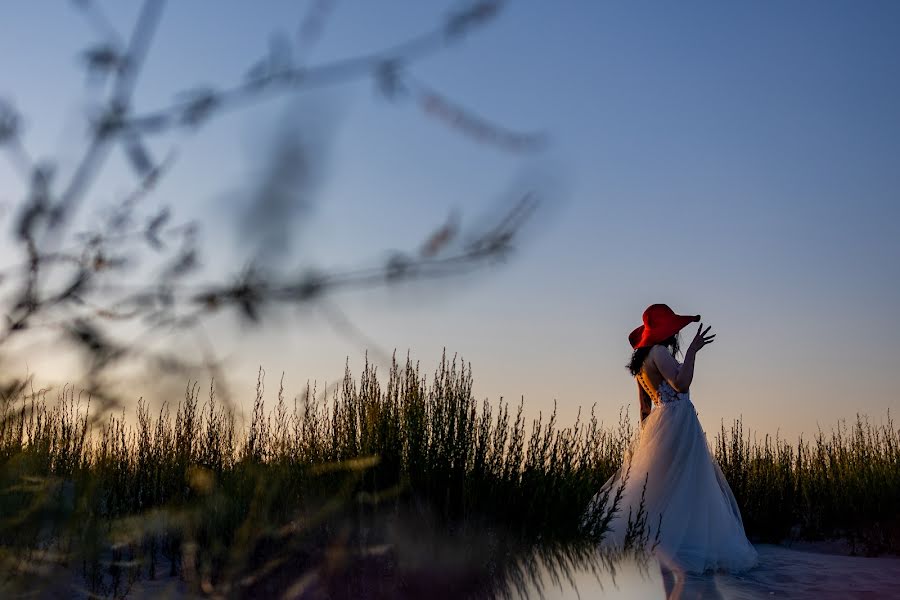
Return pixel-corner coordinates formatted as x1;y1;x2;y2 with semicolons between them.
647;345;669;361
639;345;661;375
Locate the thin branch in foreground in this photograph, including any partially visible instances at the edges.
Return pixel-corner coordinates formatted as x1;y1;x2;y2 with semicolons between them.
0;2;550;424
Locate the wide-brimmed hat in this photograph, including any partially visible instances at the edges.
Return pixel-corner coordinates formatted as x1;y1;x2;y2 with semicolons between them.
628;304;700;349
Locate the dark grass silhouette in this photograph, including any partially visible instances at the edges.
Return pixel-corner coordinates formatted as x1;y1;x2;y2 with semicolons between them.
1;352;898;596
716;414;900;556
0;352;644;597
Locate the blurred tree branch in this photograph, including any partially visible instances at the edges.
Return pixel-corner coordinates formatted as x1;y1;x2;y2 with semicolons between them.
0;0;550;412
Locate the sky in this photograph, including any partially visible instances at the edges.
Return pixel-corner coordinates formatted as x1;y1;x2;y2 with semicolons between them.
1;1;899;440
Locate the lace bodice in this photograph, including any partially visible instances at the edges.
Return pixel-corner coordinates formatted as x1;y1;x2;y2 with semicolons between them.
636;369;688;406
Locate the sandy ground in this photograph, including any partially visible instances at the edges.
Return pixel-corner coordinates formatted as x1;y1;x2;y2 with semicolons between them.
519;544;900;599
671;544;900;599
13;543;899;598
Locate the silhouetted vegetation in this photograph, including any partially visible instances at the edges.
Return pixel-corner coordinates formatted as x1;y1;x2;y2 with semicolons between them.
716;414;900;555
1;351;898;596
0;353;646;597
0;3;598;596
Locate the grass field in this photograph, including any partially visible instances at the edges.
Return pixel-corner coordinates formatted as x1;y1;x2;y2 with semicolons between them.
1;353;897;596
716;412;900;555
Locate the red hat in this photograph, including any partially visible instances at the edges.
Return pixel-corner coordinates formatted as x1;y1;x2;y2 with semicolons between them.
628;304;700;349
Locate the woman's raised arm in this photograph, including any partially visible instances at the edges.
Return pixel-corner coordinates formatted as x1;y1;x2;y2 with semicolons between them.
650;323;715;393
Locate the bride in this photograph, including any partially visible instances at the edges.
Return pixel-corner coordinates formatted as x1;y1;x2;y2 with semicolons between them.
586;304;758;574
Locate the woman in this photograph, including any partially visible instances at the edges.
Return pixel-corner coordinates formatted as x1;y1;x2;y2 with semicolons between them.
586;304;758;574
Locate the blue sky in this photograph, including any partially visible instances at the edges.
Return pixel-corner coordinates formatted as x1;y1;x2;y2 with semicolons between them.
1;2;899;438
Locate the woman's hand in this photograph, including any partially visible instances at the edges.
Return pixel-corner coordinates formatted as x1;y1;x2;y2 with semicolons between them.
687;323;715;354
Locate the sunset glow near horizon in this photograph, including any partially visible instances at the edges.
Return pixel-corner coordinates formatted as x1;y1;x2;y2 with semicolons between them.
1;2;899;440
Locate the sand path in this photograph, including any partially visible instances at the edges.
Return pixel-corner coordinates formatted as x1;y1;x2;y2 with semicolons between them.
520;543;900;599
672;544;900;599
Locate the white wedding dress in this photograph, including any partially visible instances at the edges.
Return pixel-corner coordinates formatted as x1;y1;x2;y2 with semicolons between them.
586;362;758;574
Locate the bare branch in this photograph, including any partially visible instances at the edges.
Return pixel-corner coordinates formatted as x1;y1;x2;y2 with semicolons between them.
123;7;511;139
410;76;548;152
296;0;339;59
50;0;168;232
0;3;549;419
0;98;33;179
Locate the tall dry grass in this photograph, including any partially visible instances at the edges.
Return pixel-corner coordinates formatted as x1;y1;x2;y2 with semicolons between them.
2;352;897;596
715;414;900;554
0;353;632;597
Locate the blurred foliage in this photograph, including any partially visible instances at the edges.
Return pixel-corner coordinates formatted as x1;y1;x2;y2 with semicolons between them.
0;2;592;596
0;352;643;597
0;0;550;418
3;349;896;595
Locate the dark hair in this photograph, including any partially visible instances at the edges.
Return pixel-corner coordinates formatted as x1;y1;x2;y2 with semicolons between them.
627;334;680;376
